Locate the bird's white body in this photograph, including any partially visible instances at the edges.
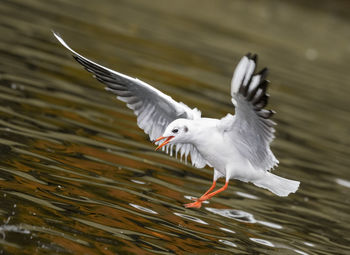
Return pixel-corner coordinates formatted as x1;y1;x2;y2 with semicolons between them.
54;32;300;206
182;118;244;179
165;117;299;197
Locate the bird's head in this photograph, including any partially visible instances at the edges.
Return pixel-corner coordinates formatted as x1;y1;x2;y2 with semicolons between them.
154;119;191;151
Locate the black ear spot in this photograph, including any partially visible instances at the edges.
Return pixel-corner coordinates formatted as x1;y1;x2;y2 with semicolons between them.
184;126;188;132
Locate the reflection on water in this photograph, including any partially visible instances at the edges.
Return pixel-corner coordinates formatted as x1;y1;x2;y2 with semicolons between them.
174;213;208;225
249;238;274;248
206;208;257;223
130;203;158;215
218;239;237;248
0;0;350;254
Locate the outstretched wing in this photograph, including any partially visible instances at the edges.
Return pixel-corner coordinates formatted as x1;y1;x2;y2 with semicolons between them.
222;54;278;171
54;32;207;168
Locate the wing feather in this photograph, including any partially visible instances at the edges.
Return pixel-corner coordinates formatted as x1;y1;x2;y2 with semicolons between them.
224;54;279;171
54;32;207;168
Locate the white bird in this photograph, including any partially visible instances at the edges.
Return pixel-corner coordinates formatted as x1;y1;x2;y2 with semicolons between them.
54;32;300;208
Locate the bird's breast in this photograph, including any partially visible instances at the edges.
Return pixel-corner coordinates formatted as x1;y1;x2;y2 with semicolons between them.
195;130;239;172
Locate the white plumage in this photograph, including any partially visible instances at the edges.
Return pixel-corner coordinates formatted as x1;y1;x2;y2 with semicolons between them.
54;32;300;208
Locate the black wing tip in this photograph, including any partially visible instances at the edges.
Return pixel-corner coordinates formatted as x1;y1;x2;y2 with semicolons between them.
255;67;267;82
258;67;268;75
245;74;270;103
238;53;260;97
251;54;258;62
258;109;275;119
245;52;258;62
73;55;80;61
73;54;112;77
254;94;269;109
73;55;88;67
239;54;275;119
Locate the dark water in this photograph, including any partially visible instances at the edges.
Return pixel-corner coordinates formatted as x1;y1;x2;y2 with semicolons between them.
1;0;350;254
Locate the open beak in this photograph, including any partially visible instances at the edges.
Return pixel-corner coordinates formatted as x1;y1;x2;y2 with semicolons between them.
155;136;174;151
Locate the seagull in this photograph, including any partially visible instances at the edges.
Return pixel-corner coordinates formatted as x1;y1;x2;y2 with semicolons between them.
53;32;300;208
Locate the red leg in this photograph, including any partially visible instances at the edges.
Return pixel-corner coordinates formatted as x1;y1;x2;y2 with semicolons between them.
184;181;216;208
199;182;229;201
185;181;229;209
199;181;217;199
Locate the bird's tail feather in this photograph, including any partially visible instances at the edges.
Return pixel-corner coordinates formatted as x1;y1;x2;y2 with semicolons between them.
253;173;300;197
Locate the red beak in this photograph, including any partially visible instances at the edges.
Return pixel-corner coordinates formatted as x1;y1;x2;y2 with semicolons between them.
155;136;174;151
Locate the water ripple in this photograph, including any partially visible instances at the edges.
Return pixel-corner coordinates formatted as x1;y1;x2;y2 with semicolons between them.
0;0;349;254
235;191;259;200
294;249;309;255
258;220;283;229
219;239;237;247
206;208;256;223
335;178;350;188
173;213;208;225
129;203;158;214
0;224;30;235
249;238;274;247
219;227;236;234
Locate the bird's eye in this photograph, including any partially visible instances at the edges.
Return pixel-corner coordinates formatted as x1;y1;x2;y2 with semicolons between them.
172;128;178;133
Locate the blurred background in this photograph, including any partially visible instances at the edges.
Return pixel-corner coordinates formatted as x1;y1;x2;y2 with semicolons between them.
0;0;349;254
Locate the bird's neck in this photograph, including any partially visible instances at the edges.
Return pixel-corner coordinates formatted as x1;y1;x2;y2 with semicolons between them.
188;118;218;147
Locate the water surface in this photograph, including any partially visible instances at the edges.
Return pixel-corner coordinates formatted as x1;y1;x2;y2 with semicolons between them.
0;0;349;254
